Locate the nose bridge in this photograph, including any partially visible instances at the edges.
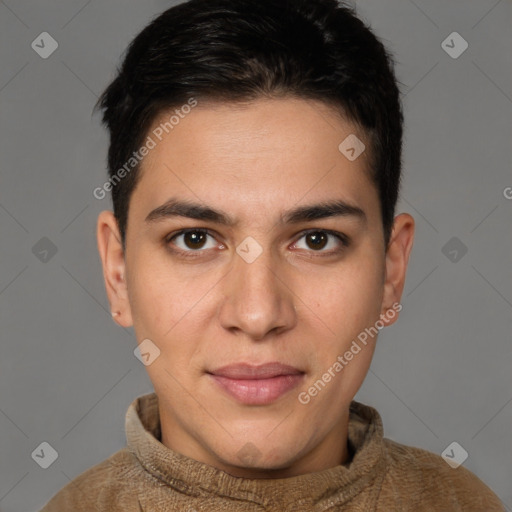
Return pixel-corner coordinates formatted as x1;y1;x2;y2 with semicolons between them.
219;239;296;339
237;243;279;296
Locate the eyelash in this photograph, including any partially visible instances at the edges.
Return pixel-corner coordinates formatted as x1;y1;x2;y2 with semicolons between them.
165;228;350;259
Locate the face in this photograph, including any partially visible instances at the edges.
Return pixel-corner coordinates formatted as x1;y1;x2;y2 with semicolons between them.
98;97;414;478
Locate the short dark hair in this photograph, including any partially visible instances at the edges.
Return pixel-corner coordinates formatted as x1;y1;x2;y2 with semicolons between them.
96;0;403;247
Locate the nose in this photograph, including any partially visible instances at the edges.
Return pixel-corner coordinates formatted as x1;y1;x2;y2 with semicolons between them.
218;244;298;341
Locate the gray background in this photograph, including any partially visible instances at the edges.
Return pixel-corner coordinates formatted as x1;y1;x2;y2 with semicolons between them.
0;1;511;510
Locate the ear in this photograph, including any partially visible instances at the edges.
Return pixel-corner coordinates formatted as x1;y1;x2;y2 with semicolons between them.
96;210;133;327
380;213;415;326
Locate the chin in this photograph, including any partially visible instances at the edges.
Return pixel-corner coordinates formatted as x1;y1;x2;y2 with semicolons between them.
216;441;304;476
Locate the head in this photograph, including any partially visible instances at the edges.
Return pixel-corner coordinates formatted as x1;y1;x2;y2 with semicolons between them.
96;0;414;477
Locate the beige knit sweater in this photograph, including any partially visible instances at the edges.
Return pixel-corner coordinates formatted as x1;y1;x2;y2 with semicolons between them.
40;392;504;511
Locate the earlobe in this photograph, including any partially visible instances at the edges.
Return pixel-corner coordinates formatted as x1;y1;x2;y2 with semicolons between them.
380;213;415;326
96;211;133;327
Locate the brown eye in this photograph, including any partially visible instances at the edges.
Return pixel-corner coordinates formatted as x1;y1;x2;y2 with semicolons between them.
294;230;349;254
168;229;218;253
183;231;208;249
305;232;328;250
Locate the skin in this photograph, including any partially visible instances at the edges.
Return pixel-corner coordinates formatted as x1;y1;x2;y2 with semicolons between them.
97;97;414;478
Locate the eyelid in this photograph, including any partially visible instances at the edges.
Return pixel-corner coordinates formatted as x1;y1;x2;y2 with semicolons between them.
166;228;220;251
291;228;350;253
166;228;213;243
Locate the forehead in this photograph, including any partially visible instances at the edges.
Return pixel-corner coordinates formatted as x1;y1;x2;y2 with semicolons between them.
131;97;378;225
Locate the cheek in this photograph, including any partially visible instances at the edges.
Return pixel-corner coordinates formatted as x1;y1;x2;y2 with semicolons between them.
317;257;384;398
299;254;384;343
299;271;383;411
126;248;219;350
126;249;181;335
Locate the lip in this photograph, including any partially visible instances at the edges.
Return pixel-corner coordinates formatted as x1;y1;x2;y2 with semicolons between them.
208;363;305;405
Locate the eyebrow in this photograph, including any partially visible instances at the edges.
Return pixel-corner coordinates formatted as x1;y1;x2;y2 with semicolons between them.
145;198;367;226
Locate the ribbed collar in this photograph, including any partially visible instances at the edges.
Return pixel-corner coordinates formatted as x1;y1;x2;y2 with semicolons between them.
125;392;387;511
